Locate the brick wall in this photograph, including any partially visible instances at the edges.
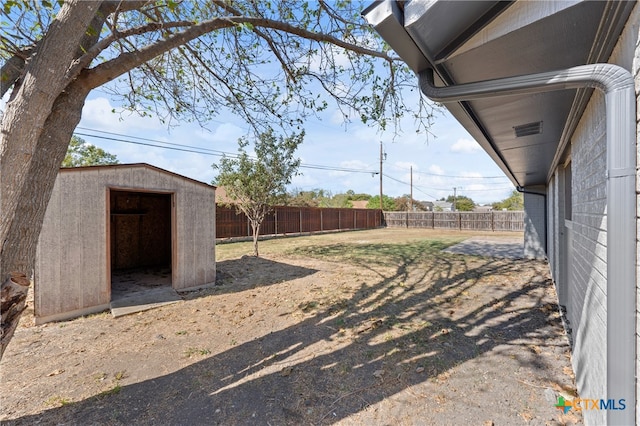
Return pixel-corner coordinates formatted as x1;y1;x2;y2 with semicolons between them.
557;5;640;424
568;91;608;425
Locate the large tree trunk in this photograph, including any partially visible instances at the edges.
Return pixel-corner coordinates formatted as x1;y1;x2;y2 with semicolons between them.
1;1;100;273
0;80;91;359
0;1;100;360
1;81;91;279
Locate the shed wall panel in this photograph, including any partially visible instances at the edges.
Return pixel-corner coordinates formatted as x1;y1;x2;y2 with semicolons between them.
60;173;84;314
35;165;216;322
36;179;62;317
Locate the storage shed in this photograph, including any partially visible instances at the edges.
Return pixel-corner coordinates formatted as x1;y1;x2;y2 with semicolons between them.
35;163;216;324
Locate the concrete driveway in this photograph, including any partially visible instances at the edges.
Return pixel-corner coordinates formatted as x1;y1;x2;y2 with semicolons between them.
444;235;524;259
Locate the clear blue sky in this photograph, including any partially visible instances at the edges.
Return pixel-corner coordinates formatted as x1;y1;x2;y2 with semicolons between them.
72;88;515;205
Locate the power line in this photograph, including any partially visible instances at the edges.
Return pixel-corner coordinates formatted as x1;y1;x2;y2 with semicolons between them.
382;172;513;201
77;126;507;180
76;126;231;155
449;186;515;192
74;132;227;157
382;173;438;200
413;183;515;192
394;163;508;179
75;126;512;193
74;127;378;175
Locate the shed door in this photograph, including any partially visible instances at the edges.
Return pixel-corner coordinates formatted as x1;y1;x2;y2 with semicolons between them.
110;190;172;270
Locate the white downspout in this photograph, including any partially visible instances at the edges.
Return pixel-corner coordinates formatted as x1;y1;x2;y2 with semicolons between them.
419;64;636;425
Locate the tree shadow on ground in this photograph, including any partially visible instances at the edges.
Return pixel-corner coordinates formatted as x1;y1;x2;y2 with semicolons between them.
6;241;576;425
184;256;318;299
444;239;524;259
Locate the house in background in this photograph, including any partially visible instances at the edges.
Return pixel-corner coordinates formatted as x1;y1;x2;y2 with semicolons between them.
473;205;494;213
418;201;434;211
365;1;638;424
350;200;369;209
214;185;233;205
35;163;217;324
432;201;453;212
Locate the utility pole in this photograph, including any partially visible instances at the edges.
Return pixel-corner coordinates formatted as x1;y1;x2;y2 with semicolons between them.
453;187;457;212
410;166;413;212
379;141;384;210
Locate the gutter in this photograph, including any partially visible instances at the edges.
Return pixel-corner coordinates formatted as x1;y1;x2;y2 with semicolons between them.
419;64;636;425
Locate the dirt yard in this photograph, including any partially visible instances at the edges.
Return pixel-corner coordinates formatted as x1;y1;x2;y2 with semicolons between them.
1;229;580;425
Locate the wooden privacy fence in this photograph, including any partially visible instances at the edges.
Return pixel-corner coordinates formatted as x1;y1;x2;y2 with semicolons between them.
216;205;383;238
383;211;524;232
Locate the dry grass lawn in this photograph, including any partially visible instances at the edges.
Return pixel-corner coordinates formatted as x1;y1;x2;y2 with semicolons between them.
1;228;580;425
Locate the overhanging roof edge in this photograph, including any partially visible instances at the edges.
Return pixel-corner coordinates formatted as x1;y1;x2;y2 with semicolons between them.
363;1;519;186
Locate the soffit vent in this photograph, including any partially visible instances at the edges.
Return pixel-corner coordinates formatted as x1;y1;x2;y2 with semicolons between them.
514;121;543;137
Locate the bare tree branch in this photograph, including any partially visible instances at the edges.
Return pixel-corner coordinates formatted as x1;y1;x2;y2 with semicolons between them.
0;45;34;97
67;19;195;82
82;14;394;89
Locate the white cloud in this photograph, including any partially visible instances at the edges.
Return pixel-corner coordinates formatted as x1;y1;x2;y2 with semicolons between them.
291;172;320;188
428;164;445;175
330;108;353;125
341;159;370;169
459;171;484;179
325;160;371;178
450;138;481;153
207;122;245;143
308;45;353;74
80;97;160;132
393;161;417;172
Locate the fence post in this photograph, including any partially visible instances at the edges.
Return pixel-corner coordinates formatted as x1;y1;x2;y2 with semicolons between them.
320;209;323;231
491;211;494;232
458;212;462;230
353;210;356;229
247;215;251;237
275;208;278;235
299;208;302;234
338;210;341;230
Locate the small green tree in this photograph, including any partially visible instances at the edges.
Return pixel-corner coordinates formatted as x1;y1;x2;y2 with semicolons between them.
62;136;119;167
446;194;475;211
366;195;396;210
492;189;524;211
213;130;303;256
320;193;353;208
287;189;322;207
346;190;372;202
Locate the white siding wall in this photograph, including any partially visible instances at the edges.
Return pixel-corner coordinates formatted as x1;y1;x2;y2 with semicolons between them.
634;8;640;425
546;174;556;280
523;188;546;259
604;6;639;424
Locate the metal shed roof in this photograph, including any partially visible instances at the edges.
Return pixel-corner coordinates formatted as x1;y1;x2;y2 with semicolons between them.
364;0;634;187
60;163;217;190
